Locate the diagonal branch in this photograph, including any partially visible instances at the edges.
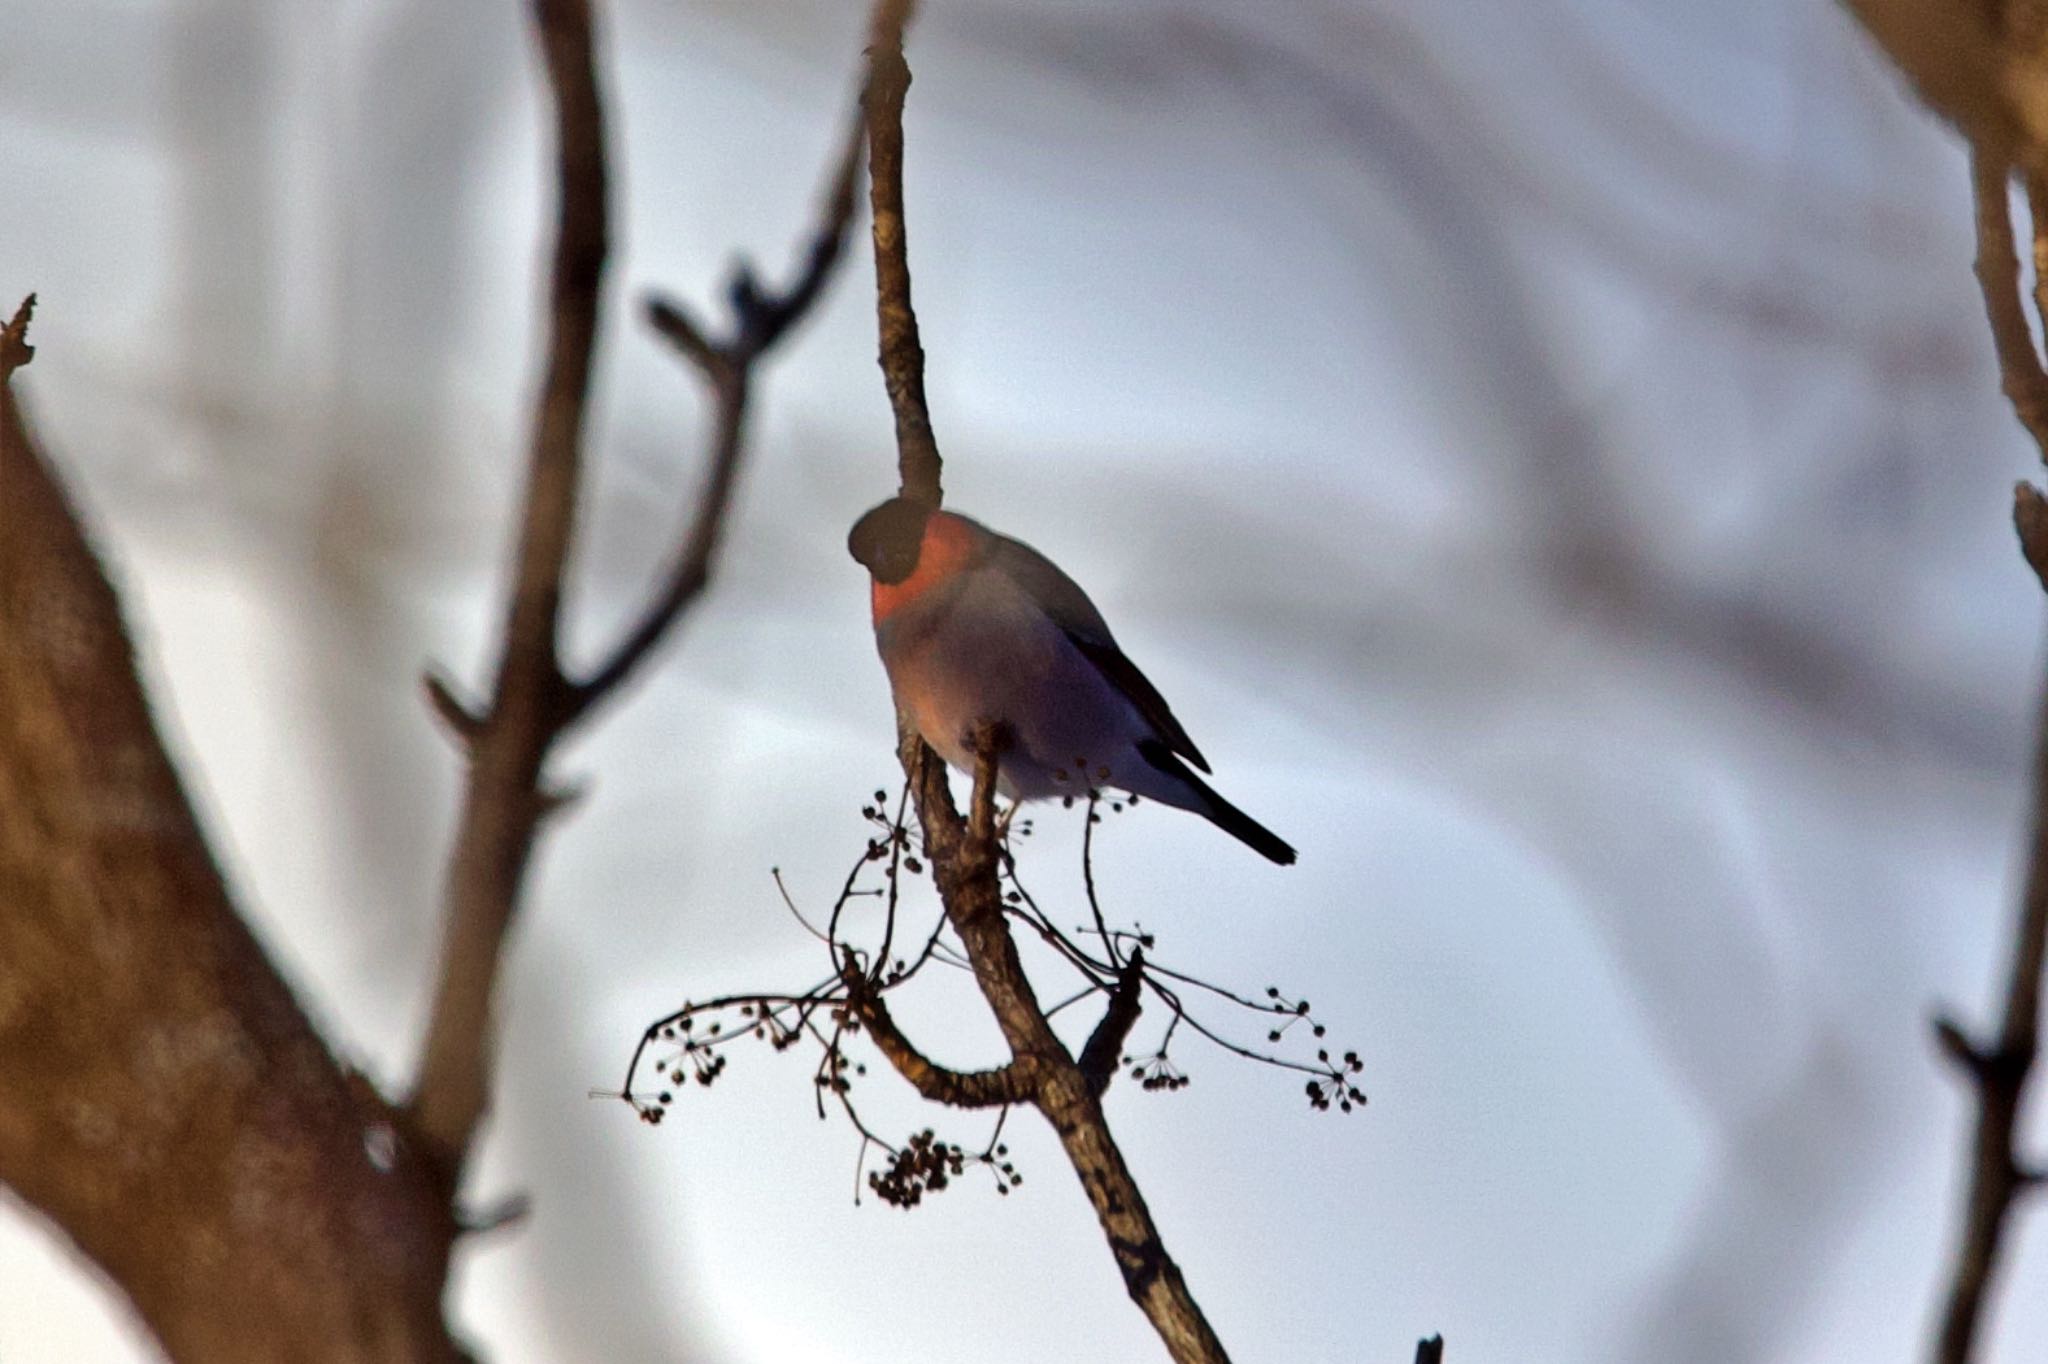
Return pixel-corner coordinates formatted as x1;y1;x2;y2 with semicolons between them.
565;108;866;723
412;0;867;1191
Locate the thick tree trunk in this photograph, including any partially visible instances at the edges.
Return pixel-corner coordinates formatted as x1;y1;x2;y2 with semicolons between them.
0;317;464;1362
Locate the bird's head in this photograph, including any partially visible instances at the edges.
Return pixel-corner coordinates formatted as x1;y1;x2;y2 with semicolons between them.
847;496;937;585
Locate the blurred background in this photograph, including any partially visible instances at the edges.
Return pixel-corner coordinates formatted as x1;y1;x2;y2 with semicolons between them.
3;0;2045;1359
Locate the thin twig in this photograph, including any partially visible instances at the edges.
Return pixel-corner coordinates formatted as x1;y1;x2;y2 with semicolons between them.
1928;147;2048;1364
566;107;866;723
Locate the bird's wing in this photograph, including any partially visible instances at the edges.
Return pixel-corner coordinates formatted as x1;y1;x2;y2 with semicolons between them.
987;529;1212;775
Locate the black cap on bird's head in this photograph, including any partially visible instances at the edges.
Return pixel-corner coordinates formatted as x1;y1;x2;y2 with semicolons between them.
847;496;936;585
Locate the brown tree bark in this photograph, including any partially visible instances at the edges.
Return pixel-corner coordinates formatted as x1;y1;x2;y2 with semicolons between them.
1;299;464;1362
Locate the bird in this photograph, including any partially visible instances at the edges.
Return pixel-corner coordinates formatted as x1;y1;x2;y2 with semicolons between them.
847;496;1296;865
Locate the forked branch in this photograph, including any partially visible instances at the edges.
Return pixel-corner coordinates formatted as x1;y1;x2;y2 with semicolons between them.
410;0;861;1190
566;108;867;722
408;0;612;1185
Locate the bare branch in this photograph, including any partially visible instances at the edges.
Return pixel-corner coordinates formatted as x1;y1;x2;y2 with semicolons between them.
864;0;943;506
565;106;866;722
1415;1336;1445;1364
842;956;1043;1108
422;669;486;744
1;301;463;1360
1079;949;1147;1095
905;731;1232;1361
1835;1;2013;157
408;0;610;1185
644;296;725;379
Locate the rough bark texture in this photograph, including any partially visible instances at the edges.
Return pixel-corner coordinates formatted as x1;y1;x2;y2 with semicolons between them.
865;0;944;508
0;301;464;1361
910;739;1232;1364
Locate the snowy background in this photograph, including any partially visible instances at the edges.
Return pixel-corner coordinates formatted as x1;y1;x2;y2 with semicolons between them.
2;0;2045;1360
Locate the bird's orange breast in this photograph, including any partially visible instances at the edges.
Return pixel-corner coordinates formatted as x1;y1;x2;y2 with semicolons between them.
871;512;976;624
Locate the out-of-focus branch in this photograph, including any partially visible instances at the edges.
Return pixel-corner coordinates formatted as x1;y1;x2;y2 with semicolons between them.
1922;143;2048;1364
1970;152;2048;448
1;296;463;1361
2015;481;2048;592
411;0;864;1189
1414;1335;1445;1364
565;108;866;722
1;293;33;377
1837;1;2015;157
407;0;609;1186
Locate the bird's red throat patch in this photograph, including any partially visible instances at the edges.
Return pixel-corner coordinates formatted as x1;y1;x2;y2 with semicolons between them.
871;512;976;624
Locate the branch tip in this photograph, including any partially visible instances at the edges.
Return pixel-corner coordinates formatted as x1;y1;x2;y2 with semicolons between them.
1934;1014;1988;1075
644;293;725;378
1;293;35;375
2016;482;2048;592
536;779;587;819
422;671;486;744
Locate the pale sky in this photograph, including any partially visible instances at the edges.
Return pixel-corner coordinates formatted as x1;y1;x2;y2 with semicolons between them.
2;1;2045;1361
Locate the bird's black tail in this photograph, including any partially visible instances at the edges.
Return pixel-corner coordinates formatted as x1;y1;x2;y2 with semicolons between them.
1138;741;1297;865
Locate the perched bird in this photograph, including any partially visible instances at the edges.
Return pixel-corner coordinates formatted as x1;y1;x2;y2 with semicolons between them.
847;496;1296;865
